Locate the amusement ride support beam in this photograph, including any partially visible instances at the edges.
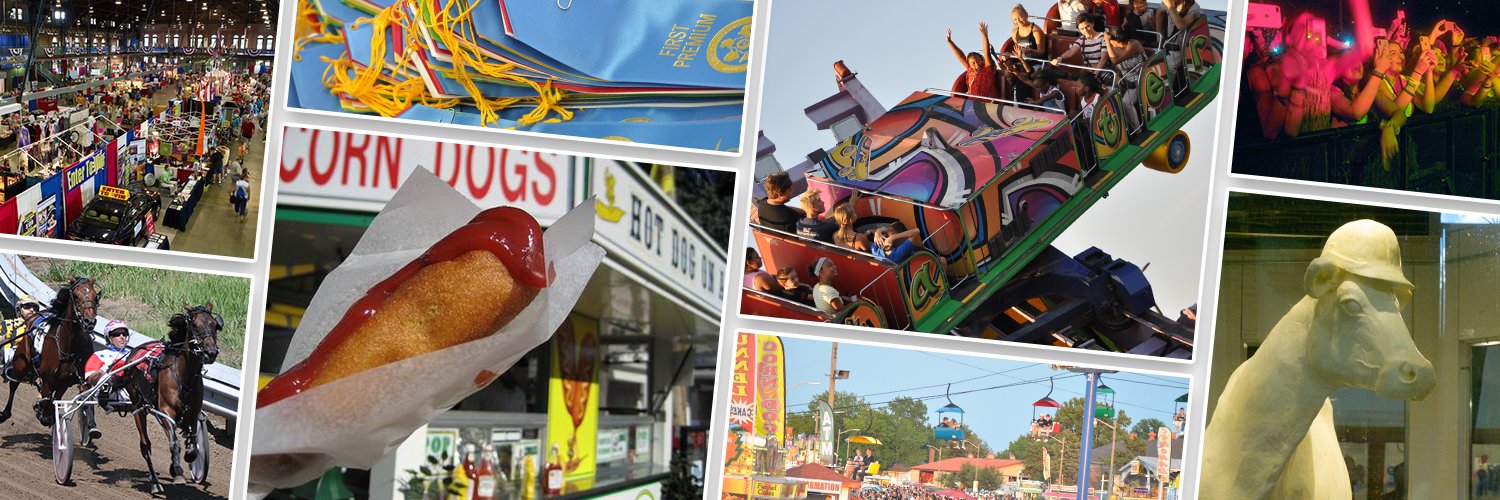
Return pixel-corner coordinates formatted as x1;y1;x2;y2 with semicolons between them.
1078;372;1099;500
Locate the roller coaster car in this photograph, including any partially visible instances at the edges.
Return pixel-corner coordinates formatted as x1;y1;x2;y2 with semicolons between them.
745;14;1221;341
741;287;889;329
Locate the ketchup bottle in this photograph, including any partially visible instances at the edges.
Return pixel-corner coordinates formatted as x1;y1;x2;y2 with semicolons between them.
473;442;497;500
544;445;564;496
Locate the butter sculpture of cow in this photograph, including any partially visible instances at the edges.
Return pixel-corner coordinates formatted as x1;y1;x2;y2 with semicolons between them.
1201;219;1435;499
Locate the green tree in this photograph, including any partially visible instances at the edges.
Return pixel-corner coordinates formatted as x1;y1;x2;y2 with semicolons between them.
872;396;932;468
784;391;1001;470
936;464;1005;491
1132;418;1169;438
787;411;816;441
1001;397;1091;485
999;433;1042;478
998;399;1172;489
786;391;870;464
654;165;735;248
1094;410;1147;485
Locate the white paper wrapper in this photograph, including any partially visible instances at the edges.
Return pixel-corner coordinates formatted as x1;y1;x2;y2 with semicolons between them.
248;169;603;493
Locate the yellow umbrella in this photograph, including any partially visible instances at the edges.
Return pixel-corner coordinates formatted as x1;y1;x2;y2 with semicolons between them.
847;435;883;445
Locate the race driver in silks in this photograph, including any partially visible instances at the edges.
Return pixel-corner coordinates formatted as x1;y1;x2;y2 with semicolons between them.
81;319;133;440
1;295;48;382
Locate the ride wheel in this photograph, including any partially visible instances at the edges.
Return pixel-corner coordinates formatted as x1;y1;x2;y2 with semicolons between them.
1143;130;1191;174
51;404;73;485
189;415;211;484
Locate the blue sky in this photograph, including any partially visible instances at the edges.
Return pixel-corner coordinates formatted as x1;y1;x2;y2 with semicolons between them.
757;0;1230;312
780;337;1190;449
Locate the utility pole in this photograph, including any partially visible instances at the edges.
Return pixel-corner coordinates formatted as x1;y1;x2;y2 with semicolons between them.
826;342;837;407
1059;436;1066;485
1108;411;1119;497
827;342;838;468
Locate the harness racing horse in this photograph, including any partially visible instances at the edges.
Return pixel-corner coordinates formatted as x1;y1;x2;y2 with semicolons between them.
119;301;221;493
0;277;99;428
1201;220;1437;499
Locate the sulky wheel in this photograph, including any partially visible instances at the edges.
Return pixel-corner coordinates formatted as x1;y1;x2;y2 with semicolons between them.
51;404;72;485
1143;130;1191;174
189;416;210;484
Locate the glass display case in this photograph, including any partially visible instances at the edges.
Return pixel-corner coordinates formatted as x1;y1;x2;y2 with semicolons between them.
1212;194;1500;499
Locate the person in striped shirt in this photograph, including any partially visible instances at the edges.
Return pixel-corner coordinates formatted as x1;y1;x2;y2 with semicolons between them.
1051;13;1110;70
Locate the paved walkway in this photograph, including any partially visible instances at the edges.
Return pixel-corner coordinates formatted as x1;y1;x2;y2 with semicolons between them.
157;127;264;260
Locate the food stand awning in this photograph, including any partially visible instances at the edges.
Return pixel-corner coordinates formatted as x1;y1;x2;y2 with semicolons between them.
784;463;860;494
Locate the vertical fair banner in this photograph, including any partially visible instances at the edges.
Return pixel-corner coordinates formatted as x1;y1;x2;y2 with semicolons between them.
547;314;600;493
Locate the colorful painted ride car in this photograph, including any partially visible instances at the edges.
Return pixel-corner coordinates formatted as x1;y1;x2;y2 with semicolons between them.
746;9;1222;352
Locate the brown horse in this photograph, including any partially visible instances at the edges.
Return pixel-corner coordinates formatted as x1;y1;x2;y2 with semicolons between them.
117;301;220;493
0;277;99;427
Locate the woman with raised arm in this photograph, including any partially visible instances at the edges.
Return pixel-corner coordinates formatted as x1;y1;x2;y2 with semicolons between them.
948;23;1001;98
1330;47;1391;127
1276;2;1377;138
1408;21;1467;115
1370;38;1437;169
1460;39;1500;108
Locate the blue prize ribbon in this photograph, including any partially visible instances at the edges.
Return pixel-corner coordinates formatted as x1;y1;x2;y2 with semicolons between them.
291;42;351;113
494;0;754;89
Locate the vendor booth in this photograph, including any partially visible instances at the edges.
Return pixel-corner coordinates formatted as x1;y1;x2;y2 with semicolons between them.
161;173;204;231
0;122;129;237
266;127;731;499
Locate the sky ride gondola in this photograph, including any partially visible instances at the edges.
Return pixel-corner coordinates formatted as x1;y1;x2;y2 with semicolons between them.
1031;377;1062;439
1172;392;1190;434
848;408;884;446
1095;380;1116;419
934;383;966;442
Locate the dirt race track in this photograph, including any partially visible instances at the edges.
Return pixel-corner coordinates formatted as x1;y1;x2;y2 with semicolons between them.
0;394;233;499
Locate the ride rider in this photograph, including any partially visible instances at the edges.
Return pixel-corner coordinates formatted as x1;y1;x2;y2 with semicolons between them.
1;295;48;381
